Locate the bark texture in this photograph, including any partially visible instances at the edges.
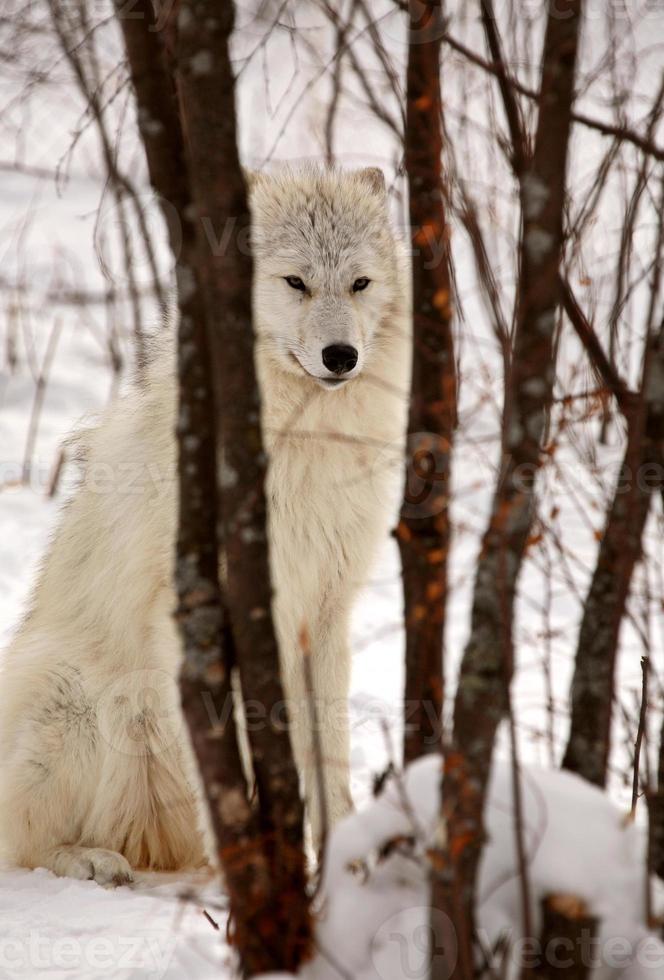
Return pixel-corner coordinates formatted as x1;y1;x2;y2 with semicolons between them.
398;0;456;767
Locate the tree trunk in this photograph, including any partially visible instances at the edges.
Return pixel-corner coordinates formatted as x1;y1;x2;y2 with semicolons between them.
398;0;456;768
561;418;653;785
443;1;583;964
563;311;664;788
116;1;311;973
533;895;598;980
398;6;458;976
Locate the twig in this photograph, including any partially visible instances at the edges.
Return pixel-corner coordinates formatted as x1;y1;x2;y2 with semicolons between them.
507;687;534;959
441;29;664;165
202;909;220;931
47;447;67;498
631;657;650;819
21;317;64;485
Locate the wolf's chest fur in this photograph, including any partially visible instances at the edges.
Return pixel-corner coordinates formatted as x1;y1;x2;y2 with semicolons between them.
266;381;397;524
257;376;403;627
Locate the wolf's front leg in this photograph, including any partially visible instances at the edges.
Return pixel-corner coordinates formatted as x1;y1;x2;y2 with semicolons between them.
0;675;136;888
44;845;134;886
282;620;353;854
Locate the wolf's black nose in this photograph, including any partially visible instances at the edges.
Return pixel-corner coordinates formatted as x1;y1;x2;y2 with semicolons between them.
322;344;358;375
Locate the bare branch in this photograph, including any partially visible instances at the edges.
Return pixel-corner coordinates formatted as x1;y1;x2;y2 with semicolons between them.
442;29;664;165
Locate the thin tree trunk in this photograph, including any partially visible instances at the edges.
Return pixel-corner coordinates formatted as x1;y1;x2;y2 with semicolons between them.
398;6;458;976
648;710;664;886
563;281;664;786
649;373;664;889
442;2;583;963
116;1;311;973
561;418;654;785
398;0;456;768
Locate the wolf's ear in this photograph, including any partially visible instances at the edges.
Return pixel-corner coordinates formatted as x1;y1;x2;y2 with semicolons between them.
358;167;386;196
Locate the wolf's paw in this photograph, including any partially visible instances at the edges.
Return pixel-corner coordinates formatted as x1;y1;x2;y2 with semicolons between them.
47;845;134;887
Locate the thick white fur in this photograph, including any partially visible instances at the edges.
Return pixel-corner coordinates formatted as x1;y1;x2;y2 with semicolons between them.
0;166;410;884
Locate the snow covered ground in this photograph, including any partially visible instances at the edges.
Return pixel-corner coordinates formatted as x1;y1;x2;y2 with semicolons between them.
0;868;229;979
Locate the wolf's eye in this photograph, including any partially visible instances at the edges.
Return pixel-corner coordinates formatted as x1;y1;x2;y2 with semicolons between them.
285;276;306;291
352;277;370;292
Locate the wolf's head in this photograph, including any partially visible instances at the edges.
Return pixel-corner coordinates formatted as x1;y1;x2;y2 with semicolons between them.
249;166;402;390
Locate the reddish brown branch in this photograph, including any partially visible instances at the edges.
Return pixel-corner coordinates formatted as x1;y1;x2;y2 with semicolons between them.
559;278;636;414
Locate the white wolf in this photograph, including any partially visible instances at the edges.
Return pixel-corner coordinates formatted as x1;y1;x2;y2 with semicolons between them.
0;166;410;885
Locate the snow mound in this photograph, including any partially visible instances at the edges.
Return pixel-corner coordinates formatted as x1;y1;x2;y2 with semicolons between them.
300;757;663;980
